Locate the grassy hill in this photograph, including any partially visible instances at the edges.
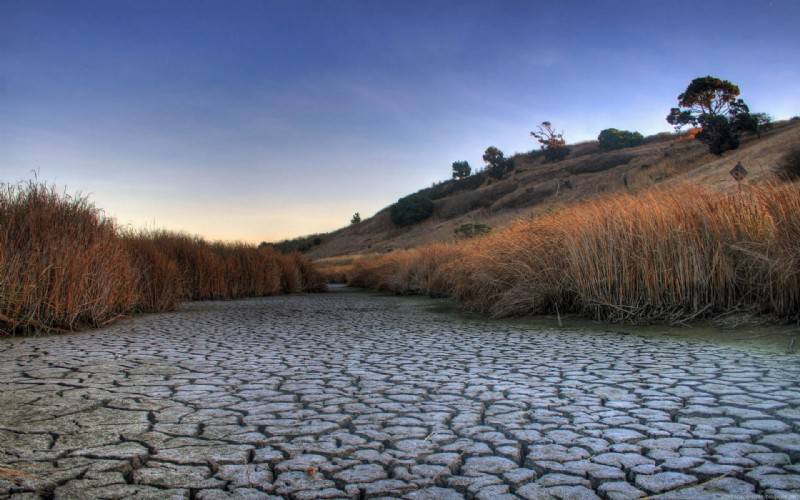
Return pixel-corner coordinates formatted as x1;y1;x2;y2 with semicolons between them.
280;119;800;260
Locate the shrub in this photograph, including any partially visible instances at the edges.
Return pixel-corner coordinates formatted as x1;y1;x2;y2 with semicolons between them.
390;193;434;226
598;128;645;150
483;146;513;178
351;212;361;224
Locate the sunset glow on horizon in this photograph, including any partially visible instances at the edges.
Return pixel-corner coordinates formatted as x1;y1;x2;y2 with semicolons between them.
3;0;799;242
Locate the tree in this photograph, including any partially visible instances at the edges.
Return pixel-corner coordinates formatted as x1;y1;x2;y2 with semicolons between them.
451;161;471;179
350;212;361;224
597;128;645;150
666;76;753;155
483;146;513;179
530;121;570;162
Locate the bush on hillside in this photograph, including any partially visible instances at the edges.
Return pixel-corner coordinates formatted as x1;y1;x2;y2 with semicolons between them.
390;193;434;226
483;146;514;178
598;128;645;150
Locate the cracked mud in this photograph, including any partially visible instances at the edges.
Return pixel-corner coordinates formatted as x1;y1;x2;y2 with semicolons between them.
1;288;799;499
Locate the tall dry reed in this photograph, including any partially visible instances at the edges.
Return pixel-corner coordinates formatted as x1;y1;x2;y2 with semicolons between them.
0;180;326;334
0;182;137;331
350;182;800;323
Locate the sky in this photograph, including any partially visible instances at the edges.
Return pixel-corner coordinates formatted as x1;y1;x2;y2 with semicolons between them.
2;1;799;243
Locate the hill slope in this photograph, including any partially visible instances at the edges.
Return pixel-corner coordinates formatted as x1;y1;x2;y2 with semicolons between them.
303;120;800;259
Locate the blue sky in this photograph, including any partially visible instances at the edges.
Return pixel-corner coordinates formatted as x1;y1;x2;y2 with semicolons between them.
2;0;799;242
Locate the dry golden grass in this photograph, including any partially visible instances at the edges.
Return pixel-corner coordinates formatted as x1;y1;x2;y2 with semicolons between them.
0;181;137;332
350;181;800;323
308;121;800;260
313;254;379;283
0;181;325;334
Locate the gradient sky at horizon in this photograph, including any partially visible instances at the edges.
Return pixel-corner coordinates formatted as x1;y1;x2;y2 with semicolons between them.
2;0;799;242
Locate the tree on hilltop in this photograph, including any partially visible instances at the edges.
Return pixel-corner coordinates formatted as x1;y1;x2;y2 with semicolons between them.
531;121;569;162
666;76;754;154
451;161;472;179
483;146;513;179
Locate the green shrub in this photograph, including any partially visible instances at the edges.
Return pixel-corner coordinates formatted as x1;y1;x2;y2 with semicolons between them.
390;193;434;226
598;128;645;150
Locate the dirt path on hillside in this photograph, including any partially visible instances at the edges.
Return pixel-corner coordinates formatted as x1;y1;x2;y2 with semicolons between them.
1;288;799;499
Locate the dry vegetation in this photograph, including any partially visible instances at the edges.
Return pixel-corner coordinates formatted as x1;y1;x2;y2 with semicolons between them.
349;181;800;324
313;254;377;283
307;121;800;259
0;181;325;334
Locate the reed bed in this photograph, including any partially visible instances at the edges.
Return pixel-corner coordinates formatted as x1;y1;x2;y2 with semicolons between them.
0;181;325;334
350;182;800;323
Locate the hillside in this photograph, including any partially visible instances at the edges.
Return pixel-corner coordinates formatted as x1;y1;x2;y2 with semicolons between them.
297;120;800;259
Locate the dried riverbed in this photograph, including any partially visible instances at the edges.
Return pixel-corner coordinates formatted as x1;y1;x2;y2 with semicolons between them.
1;287;799;499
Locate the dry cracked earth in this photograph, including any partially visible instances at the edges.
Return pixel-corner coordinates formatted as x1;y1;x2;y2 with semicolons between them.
2;287;800;500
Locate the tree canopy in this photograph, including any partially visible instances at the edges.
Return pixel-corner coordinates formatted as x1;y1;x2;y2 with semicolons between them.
482;146;513;178
667;76;753;155
451;161;471;179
